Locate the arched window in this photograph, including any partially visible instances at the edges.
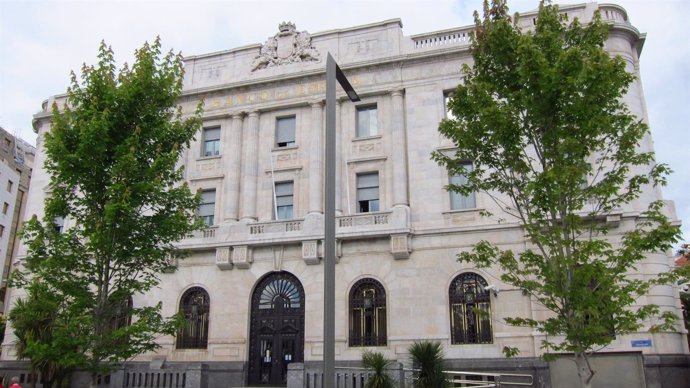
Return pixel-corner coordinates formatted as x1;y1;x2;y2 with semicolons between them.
349;278;386;347
449;273;492;344
177;287;210;349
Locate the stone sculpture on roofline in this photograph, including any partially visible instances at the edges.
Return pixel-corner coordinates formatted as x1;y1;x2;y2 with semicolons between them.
252;22;321;71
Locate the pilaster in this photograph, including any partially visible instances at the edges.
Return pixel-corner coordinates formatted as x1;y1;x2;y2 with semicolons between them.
240;111;260;222
308;100;324;214
390;88;409;207
224;113;244;222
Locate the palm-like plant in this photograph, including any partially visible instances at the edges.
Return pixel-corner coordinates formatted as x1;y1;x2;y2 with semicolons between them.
408;341;447;388
361;350;395;388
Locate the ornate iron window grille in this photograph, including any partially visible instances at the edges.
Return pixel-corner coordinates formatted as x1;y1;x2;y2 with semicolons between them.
449;272;493;344
349;278;387;347
176;286;210;349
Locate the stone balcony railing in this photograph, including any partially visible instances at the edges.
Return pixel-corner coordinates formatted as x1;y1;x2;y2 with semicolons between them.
411;26;474;50
249;219;303;235
181;209;408;247
178;207;413;267
409;3;632;53
599;4;628;23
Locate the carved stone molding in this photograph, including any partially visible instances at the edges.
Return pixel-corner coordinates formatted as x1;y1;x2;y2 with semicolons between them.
389;88;405;97
162;256;178;273
215;247;233;270
390;233;411;260
252;22;321;71
232;245;253;269
302;240;320;265
302;239;342;265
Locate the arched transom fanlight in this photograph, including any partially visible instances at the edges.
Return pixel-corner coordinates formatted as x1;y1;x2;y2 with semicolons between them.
259;278;301;309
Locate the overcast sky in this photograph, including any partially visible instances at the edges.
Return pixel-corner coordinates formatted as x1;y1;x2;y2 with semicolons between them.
0;0;688;245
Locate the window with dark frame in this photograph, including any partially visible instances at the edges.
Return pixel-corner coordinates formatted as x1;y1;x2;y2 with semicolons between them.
53;216;65;233
449;162;476;210
2;202;8;215
356;105;378;137
6;180;12;192
449;272;493;344
198;190;215;226
357;172;379;213
349;278;387;347
203;127;221;157
177;287;210;349
276;116;296;148
444;91;456;120
110;295;133;332
274;181;294;220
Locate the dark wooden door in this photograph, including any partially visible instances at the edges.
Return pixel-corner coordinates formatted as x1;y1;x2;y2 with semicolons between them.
249;272;305;386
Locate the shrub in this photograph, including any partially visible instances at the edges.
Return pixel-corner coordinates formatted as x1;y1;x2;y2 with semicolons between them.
408;341;447;388
362;350;395;388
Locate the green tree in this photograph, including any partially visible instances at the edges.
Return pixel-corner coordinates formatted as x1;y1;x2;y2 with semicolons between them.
433;1;681;387
11;38;202;387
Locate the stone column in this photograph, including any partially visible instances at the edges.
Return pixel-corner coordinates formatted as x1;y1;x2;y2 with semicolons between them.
224;113;244;222
390;89;409;206
335;100;343;215
308;100;324;214
240;111;260;222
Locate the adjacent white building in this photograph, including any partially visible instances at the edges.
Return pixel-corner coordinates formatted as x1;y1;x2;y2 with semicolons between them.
0;127;34;314
5;2;687;387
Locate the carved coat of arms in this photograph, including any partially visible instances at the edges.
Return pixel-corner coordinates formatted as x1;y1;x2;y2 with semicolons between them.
251;22;321;71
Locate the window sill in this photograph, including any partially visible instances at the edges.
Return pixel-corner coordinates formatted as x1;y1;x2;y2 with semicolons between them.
449;342;494;346
442;207;483;215
352;134;382;142
196;155;222;161
272;145;299;152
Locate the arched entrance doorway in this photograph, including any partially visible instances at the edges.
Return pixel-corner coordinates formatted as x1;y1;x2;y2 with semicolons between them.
248;271;305;386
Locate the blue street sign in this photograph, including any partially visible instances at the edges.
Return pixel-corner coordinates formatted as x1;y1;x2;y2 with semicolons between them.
631;339;652;348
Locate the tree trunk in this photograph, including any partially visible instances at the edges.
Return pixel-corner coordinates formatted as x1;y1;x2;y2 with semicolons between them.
574;352;594;388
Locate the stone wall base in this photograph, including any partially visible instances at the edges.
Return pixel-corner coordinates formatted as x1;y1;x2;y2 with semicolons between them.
0;354;687;387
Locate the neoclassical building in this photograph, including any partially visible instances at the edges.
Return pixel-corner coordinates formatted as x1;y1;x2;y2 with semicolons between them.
5;2;688;387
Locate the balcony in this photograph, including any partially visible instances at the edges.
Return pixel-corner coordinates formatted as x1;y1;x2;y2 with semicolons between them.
179;207;410;250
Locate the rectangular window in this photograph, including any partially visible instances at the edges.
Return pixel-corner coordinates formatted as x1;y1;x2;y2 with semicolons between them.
449;162;476;209
276;116;296;148
357;173;379;213
0;225;4;238
54;216;65;233
274;181;294;220
203;127;221;157
445;92;455;120
6;180;13;192
2;202;8;214
356;105;378;137
198;190;216;226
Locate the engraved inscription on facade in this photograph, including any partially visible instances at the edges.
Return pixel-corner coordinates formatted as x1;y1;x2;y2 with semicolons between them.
348;39;379;55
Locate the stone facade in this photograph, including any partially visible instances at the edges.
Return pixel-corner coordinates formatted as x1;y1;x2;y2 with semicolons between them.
5;2;688;387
